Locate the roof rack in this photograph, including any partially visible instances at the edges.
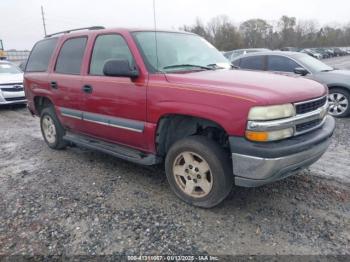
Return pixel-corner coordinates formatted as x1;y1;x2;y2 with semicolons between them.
45;26;105;38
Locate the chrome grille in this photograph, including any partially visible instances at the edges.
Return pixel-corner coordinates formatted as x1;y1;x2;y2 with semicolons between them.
296;119;322;133
0;83;24;92
1;87;24;92
0;82;23;86
293;96;328;135
295;96;327;115
4;96;26;102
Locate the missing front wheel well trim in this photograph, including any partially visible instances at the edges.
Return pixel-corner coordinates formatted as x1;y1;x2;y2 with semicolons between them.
155;115;229;157
34;96;54;115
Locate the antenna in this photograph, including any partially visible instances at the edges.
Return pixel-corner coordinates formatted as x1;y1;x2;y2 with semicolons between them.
41;6;47;37
153;0;160;72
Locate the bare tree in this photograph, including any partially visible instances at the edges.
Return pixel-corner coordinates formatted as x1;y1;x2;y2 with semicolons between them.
207;16;243;50
182;15;350;51
239;19;272;48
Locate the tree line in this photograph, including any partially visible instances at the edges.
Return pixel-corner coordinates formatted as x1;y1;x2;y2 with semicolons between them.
181;15;350;51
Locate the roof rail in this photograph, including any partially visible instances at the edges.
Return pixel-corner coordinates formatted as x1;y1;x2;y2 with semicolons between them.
45;26;105;38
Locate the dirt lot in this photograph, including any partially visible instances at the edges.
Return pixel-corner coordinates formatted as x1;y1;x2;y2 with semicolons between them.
0;57;350;256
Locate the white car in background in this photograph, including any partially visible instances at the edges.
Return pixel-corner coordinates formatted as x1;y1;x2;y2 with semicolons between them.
0;60;26;105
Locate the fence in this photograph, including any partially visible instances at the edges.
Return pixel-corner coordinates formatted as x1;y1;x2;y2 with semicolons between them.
5;50;30;64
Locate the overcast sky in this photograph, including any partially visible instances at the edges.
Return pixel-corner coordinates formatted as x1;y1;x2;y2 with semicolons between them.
1;0;350;50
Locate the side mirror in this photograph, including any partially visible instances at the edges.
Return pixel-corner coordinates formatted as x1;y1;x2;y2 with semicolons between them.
103;59;139;78
294;67;308;76
231;63;240;69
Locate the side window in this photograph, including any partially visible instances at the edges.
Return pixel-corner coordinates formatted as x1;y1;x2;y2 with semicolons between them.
55;37;87;75
90;34;134;76
240;56;265;70
267;56;300;72
26;38;58;72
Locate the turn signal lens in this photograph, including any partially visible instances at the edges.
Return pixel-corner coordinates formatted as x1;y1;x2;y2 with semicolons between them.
245;131;269;142
246;128;294;142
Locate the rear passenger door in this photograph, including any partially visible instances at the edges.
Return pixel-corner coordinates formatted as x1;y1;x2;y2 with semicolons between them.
50;37;87;131
80;33;147;150
239;55;266;71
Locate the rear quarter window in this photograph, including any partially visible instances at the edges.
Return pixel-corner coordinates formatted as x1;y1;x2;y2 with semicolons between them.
26;38;58;72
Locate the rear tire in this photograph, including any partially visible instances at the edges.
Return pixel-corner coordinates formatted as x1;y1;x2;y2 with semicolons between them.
165;136;233;208
40;106;67;149
328;88;350;117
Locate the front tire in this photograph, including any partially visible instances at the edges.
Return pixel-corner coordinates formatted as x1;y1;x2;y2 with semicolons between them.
328;88;350;117
40;106;67;149
165;136;233;208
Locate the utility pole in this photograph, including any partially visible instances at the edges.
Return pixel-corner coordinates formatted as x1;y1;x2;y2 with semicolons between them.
41;6;47;37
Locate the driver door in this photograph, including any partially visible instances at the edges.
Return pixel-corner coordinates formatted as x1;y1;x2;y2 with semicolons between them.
80;33;148;150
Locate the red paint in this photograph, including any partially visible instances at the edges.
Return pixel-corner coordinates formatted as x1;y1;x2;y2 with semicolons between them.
24;28;327;154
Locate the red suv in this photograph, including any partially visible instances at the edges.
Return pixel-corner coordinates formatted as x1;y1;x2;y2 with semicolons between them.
24;27;335;208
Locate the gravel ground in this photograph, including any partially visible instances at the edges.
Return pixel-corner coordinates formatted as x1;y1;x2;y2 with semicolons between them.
0;105;349;256
0;57;350;256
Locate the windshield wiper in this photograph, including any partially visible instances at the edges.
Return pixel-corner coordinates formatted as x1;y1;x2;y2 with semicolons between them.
162;64;213;70
206;63;225;69
320;68;335;72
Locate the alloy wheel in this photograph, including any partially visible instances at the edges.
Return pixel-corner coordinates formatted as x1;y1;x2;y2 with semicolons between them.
172;151;213;198
42;115;57;144
328;93;349;116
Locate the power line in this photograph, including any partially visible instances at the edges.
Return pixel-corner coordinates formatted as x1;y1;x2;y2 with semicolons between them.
41;6;47;37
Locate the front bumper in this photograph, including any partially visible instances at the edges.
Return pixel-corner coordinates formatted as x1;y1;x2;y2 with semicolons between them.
0;90;26;105
230;115;335;187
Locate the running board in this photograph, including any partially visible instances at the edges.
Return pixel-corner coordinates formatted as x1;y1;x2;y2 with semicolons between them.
63;132;161;166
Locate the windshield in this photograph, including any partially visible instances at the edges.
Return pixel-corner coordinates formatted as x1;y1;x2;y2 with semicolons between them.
0;63;22;74
133;32;230;72
298;54;333;72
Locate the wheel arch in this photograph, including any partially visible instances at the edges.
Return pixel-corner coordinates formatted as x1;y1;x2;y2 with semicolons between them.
34;96;54;115
155;114;230;157
327;85;350;92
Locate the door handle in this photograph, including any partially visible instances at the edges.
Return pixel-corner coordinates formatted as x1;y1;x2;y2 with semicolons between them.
82;84;93;94
50;81;58;89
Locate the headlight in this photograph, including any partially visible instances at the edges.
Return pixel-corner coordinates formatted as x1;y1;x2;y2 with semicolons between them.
246;128;294;142
248;104;295;121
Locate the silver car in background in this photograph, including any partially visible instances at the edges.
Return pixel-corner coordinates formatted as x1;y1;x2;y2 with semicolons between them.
0;60;26;105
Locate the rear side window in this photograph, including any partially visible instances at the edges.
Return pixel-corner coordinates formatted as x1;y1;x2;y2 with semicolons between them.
89;34;134;75
55;37;87;75
240;56;265;70
26;38;58;72
267;56;300;72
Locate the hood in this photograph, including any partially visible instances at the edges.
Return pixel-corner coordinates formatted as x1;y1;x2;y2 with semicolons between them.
165;69;326;105
312;70;350;87
319;69;350;77
0;73;24;85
